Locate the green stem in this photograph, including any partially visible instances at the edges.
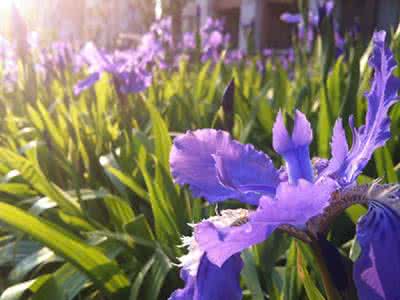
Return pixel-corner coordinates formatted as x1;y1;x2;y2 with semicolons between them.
310;240;341;300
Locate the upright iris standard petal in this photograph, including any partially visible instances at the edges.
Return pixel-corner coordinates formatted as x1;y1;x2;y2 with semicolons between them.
170;254;243;300
325;31;400;185
170;129;279;204
273;111;314;184
320;118;349;177
354;200;400;300
196;179;337;267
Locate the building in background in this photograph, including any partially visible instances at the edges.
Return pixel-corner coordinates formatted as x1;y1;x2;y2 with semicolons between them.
2;0;400;49
185;0;300;50
336;0;400;41
184;0;400;51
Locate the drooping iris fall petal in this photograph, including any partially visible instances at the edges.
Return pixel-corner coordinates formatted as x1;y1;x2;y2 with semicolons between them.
169;255;243;300
170;129;279;204
170;212;245;300
354;199;400;300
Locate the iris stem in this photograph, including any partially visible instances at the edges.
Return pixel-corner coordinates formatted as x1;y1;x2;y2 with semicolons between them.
310;240;341;300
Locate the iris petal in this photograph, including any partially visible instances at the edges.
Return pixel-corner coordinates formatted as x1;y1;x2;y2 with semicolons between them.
280;13;303;24
169;269;195;300
320;118;349;180
169;254;243;300
195;217;277;267
325;31;400;185
170;129;279;204
80;42;113;73
196;179;337;267
73;72;100;95
273;110;314;183
354;201;400;300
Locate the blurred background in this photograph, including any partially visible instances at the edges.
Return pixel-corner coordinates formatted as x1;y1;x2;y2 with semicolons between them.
1;0;399;49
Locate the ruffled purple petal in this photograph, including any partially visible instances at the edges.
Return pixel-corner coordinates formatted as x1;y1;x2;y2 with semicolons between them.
256;178;338;224
196;179;337;267
354;201;400;300
273;111;314;183
320;119;349;178
195;216;277;267
169;254;243;300
325;31;400;185
73;72;100;95
170;129;279;204
213;141;279;204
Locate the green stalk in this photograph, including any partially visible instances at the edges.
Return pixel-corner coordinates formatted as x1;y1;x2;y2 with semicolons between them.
310;240;342;300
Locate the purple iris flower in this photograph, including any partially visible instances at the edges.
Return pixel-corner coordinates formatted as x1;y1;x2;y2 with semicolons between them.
200;18;230;63
202;18;224;34
280;12;313;51
73;42;152;95
314;0;335;27
150;17;173;48
134;18;175;69
182;32;196;51
281;1;338;53
169;31;400;300
225;49;246;65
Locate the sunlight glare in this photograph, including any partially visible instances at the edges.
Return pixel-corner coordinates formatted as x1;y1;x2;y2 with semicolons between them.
0;0;19;12
0;0;33;16
0;0;34;32
155;0;162;19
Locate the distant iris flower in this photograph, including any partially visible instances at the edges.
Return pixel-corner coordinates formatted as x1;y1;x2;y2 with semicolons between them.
200;18;230;63
280;0;344;56
169;31;400;300
74;42;152;95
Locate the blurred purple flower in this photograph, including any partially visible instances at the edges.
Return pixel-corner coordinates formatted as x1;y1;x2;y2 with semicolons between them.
74;42;151;95
0;39;18;92
225;49;245;65
280;12;302;24
314;0;334;27
182;32;196;50
263;48;273;57
280;1;339;53
200;18;230;63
